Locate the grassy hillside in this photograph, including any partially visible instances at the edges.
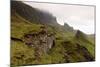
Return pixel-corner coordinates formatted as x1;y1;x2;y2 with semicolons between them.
11;1;95;66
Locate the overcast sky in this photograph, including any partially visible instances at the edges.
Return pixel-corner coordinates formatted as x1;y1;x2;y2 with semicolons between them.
23;1;95;34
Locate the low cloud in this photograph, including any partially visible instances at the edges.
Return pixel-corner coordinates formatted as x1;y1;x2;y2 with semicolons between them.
24;1;95;34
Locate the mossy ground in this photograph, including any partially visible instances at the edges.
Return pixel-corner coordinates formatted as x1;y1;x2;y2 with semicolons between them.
11;12;95;66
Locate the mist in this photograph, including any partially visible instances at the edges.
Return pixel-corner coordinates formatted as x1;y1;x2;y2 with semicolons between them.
23;1;95;34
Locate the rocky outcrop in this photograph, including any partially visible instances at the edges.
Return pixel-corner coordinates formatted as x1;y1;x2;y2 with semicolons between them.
75;30;87;39
62;40;94;63
63;23;74;32
22;26;55;61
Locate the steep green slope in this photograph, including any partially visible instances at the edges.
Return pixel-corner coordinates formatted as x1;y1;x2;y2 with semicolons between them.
11;1;95;66
11;1;57;25
74;30;95;57
11;12;43;39
11;1;76;33
11;15;95;65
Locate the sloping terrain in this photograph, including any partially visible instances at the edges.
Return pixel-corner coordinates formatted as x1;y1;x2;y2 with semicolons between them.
11;1;95;66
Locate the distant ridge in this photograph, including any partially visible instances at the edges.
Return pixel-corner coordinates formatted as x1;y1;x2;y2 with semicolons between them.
11;1;75;33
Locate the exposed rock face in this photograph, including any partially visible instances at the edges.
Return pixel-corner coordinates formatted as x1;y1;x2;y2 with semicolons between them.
63;23;74;32
22;27;55;61
75;30;87;39
23;27;55;63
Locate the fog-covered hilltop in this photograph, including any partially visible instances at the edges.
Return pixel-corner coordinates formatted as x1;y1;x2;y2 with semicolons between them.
11;1;57;25
11;1;77;33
